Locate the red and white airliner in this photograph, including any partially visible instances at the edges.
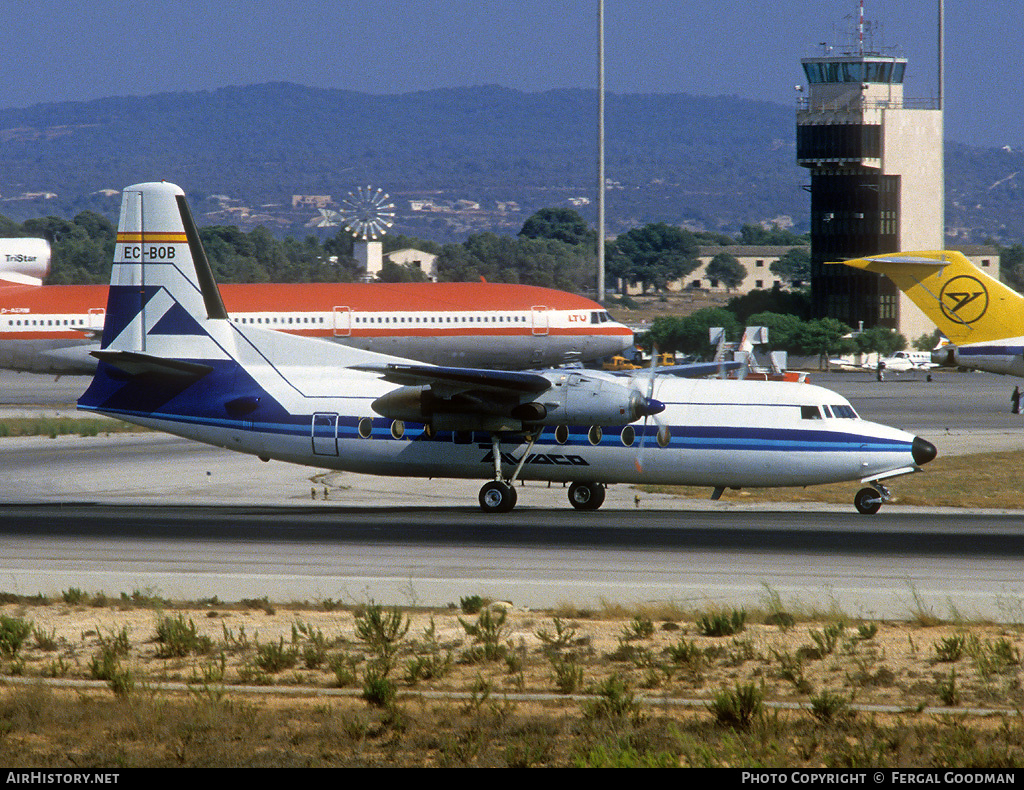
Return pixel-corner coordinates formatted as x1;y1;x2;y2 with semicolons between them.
0;254;633;374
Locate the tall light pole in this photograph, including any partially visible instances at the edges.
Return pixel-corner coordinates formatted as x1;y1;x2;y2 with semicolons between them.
597;0;605;303
937;0;944;111
938;0;945;248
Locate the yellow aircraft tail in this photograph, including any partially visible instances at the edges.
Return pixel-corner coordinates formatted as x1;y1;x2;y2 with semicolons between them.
835;251;1023;345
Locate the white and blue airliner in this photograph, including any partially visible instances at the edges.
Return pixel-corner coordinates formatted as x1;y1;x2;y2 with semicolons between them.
78;182;937;514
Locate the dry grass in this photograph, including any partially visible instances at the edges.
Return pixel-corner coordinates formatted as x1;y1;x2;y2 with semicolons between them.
642;449;1024;510
2;595;1024;766
0;417;145;438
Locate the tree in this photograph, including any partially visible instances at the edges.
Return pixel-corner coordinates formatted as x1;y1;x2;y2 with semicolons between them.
913;328;944;351
607;223;700;293
518;208;595;247
726;285;812;322
1001;244;1024;292
769;247;811;287
853;326;907;358
0;214;25;238
433;232;592;291
705;252;747;292
643;307;741;358
739;224;809;246
744;312;807;352
378;260;429;283
72;211;116;242
793;318;854;369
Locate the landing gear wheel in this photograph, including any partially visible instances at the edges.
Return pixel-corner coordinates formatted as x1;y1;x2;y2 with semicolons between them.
479;481;517;513
854;487;883;515
568;482;606;511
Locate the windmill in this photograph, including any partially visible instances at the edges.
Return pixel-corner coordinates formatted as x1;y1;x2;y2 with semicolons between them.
339;185;396;279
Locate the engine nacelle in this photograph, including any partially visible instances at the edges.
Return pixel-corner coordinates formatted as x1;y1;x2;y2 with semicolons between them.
931;346;957;367
534;371;664;426
369;372;664;430
0;238;50;285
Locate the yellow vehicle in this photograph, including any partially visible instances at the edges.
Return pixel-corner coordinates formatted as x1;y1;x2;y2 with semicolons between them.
602;355;642;371
602;352;675;371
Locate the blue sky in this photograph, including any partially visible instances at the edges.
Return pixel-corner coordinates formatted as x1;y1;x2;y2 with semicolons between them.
2;1;1018;147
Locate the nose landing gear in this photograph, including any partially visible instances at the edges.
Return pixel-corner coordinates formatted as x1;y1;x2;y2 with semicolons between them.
854;481;891;515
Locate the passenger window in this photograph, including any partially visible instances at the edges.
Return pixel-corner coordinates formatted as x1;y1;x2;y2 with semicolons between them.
801;406;822;420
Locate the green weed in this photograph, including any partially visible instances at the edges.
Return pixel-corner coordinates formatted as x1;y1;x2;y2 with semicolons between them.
696;609;745;637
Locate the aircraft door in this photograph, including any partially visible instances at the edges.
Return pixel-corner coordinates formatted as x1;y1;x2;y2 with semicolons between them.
333;306;352;337
531;306;550;336
311;412;339;456
88;308;105;332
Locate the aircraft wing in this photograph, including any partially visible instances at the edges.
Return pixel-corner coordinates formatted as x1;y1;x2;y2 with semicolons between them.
351;363;551;395
657;361;743;378
607;361;744;378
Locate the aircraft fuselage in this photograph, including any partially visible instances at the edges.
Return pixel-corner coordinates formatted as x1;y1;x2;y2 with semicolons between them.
83;361;923;492
0;282;633;373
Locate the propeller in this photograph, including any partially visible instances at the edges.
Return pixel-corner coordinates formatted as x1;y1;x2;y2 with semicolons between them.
633;346;667;474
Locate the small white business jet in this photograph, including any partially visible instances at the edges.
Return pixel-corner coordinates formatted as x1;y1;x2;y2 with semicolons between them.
864;350;937;373
78;182;936;514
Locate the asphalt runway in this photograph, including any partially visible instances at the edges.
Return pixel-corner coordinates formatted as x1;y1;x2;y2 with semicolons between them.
1;503;1022;619
2;366;1024;617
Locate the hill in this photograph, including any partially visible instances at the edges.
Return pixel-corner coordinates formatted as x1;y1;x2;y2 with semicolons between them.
0;83;1020;243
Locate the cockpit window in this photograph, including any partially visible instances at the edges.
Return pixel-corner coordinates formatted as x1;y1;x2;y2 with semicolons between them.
821;405;833;418
831;404;858;419
801;405;822;420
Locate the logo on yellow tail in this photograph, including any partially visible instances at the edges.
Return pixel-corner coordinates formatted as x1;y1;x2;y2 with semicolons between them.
939;275;988;324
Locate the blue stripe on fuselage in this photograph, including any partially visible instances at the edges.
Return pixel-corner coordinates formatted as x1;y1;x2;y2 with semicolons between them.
957;345;1024;356
76;400;911;456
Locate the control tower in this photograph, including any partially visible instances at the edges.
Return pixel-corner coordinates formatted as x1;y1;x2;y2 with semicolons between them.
797;7;942;338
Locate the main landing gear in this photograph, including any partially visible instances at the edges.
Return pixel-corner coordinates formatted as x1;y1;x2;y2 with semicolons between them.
568;481;605;511
478;433;530;514
476;433;608;513
853;482;891;515
479;480;517;513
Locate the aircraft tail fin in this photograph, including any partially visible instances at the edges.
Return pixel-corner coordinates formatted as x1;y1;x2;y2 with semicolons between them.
834;251;1024;345
79;181;420;420
98;181;228;356
79;182;250;417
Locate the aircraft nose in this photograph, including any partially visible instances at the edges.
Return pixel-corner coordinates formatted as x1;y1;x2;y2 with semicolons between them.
912;436;938;466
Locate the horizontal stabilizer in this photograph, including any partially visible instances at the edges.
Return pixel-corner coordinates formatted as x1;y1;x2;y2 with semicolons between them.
352;363;550;395
831;255;945;269
90;349;213;381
